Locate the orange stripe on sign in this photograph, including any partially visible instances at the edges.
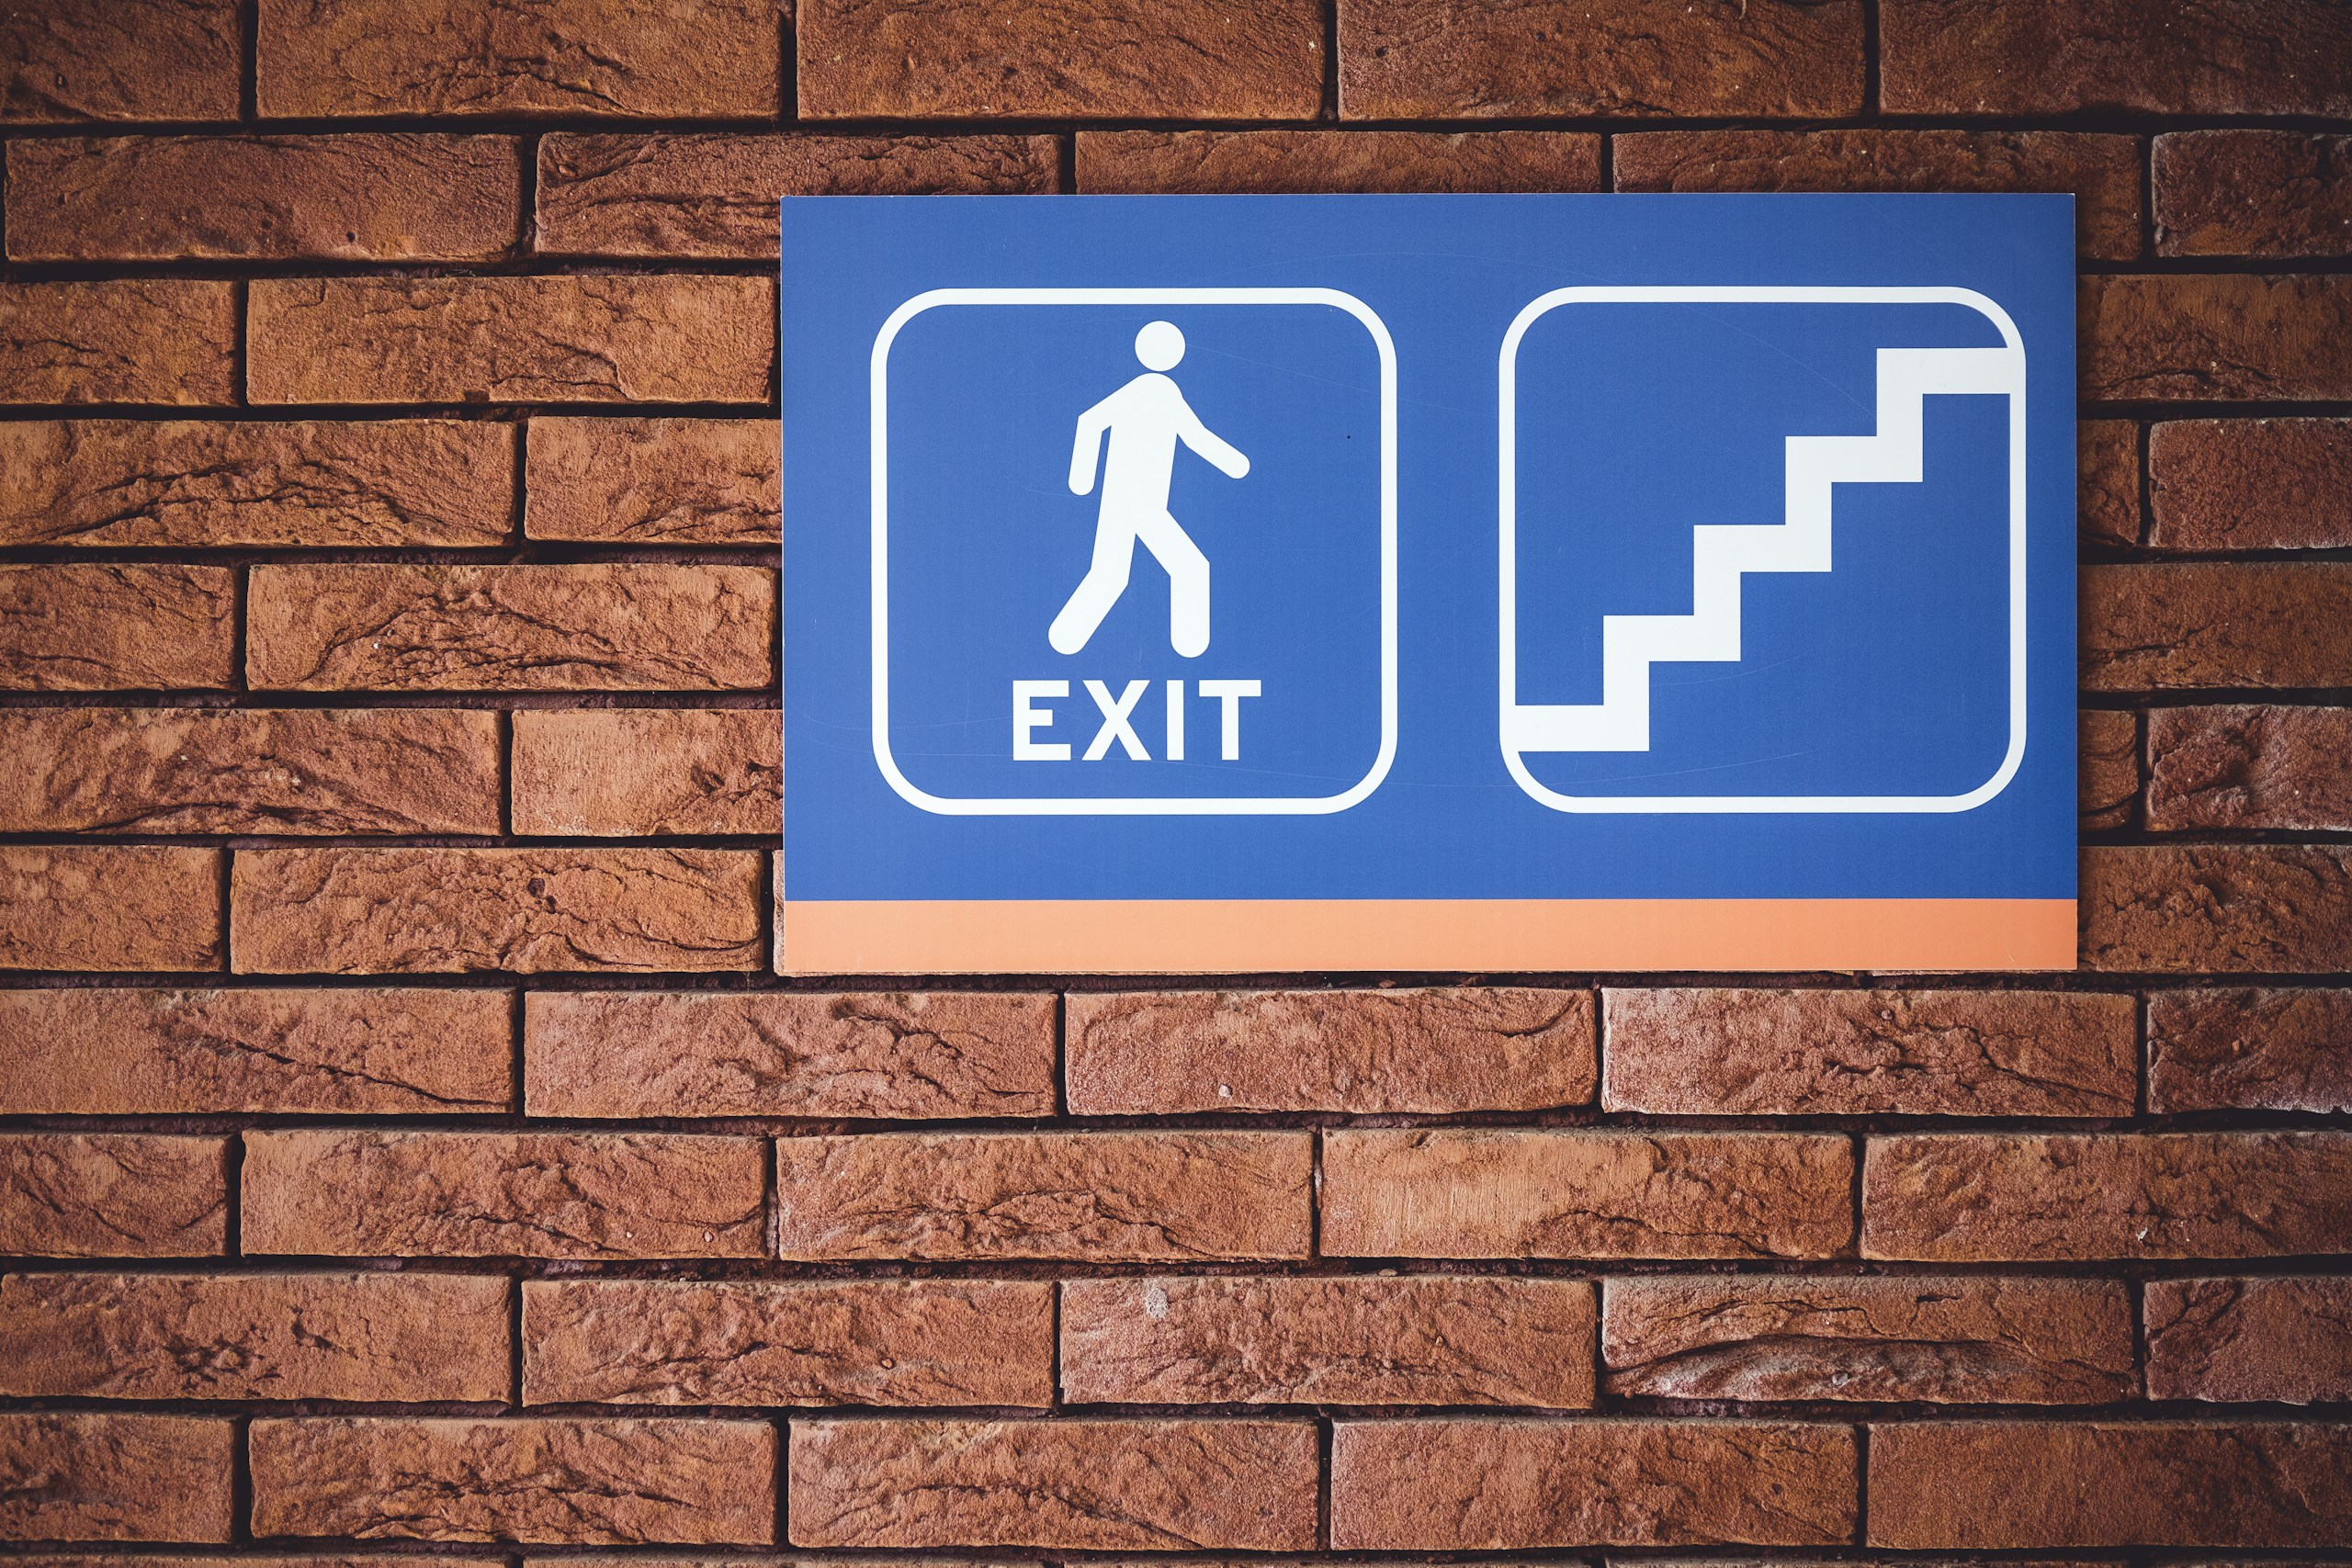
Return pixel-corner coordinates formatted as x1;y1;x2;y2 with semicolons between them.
776;897;2077;975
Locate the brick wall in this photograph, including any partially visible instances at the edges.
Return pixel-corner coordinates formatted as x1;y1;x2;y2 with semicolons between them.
2;0;2350;1554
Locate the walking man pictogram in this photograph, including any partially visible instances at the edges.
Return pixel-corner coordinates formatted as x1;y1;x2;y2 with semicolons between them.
1050;321;1250;659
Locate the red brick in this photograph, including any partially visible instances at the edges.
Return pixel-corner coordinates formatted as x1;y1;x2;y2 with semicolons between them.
0;708;503;834
1080;130;1602;193
232;848;763;974
257;0;786;118
788;1417;1317;1551
0;564;234;690
6;135;523;262
1869;1420;2352;1548
2148;987;2352;1113
799;0;1321;120
1602;1276;2134;1404
775;1132;1311;1261
1;0;240;122
1061;1275;1595;1407
510;709;778;834
525;1278;1054;1407
2080;709;2138;830
249;1416;775;1544
1616;130;2141;259
2083;563;2352;690
526;989;1053;1119
1602;987;2136;1117
0;987;509;1114
242;1129;767;1259
0;1272;510;1402
1882;0;2352;117
2150;418;2352;550
2157;130;2352;258
247;276;774;404
0;1414;233;1542
539;133;1057;257
1320;1130;1852;1260
2083;844;2352;974
2078;419;2141;547
0;420;514;547
0;845;221;971
525;417;775;542
2146;1277;2352;1403
2083;275;2352;402
0;280;235;404
2148;705;2352;830
1329;1417;1855;1548
1066;987;1595;1115
0;1134;228;1258
1340;0;1864;119
1862;1132;2352;1261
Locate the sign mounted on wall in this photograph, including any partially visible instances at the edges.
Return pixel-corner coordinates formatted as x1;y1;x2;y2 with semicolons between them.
779;194;2076;975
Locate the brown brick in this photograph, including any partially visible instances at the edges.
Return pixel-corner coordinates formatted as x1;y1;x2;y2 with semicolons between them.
247;276;774;404
800;0;1320;120
242;1130;767;1259
0;987;509;1115
0;1273;509;1402
1603;987;2134;1118
2149;705;2352;830
510;709;778;834
250;1416;775;1544
1863;1132;2352;1261
0;1134;228;1258
525;417;775;543
2149;987;2352;1113
2150;418;2352;550
2146;1277;2352;1404
232;848;763;974
2083;275;2352;402
1067;987;1595;1115
1321;1130;1853;1260
1340;0;1863;120
1616;130;2141;260
0;1414;233;1542
0;564;234;690
788;1417;1317;1551
2080;709;2138;830
0;420;514;548
1080;130;1601;194
7;135;523;262
2157;131;2352;258
1868;1420;2352;1548
525;1278;1054;1407
527;990;1053;1119
1882;0;2352;117
0;708;503;834
0;845;221;971
2082;844;2352;974
1329;1417;1856;1549
2083;563;2352;691
1061;1276;1596;1408
0;280;234;404
2078;419;2141;547
540;133;1057;257
775;1132;1311;1261
258;0;786;118
1;0;239;122
1603;1276;2133;1404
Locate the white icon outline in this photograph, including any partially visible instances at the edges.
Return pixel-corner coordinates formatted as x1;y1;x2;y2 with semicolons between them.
1498;285;2029;815
869;287;1398;817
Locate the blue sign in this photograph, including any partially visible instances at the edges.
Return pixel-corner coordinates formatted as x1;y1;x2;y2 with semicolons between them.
780;194;2075;974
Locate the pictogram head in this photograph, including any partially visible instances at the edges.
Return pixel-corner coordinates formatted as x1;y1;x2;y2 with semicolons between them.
1135;320;1185;371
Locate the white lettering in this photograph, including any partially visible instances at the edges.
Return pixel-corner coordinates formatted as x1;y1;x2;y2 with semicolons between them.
1012;680;1069;761
1197;679;1261;760
1082;678;1151;761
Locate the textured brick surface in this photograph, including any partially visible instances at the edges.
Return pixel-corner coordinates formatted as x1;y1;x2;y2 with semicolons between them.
2079;709;2138;830
0;1134;229;1258
510;708;777;833
788;1418;1318;1550
527;989;1053;1118
1;0;240;122
0;845;222;971
2082;275;2352;401
0;987;510;1114
2149;987;2352;1113
1067;987;1594;1114
2148;705;2352;830
0;1413;233;1541
2156;130;2352;257
2076;419;2141;546
1061;1275;1595;1407
2082;563;2352;691
0;564;235;690
242;1130;767;1258
2082;844;2352;973
0;280;234;404
2150;418;2352;550
524;418;775;542
1080;130;1601;193
2145;1277;2352;1404
526;1278;1055;1406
